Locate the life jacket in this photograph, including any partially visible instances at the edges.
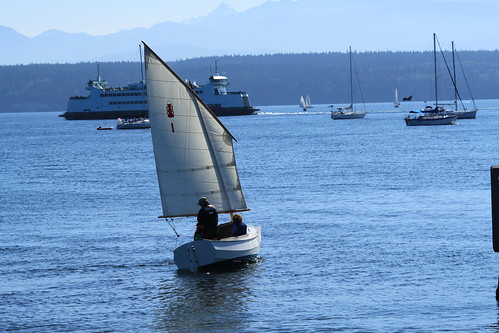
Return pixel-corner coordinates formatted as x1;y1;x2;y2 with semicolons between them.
232;222;247;236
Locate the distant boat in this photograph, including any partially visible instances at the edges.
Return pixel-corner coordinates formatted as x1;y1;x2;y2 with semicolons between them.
299;96;307;111
405;34;457;126
450;41;478;119
331;46;367;120
192;60;259;116
144;43;261;272
60;65;148;120
116;117;151;129
306;95;313;108
405;107;457;126
60;62;258;120
299;95;312;111
97;126;113;130
394;87;400;108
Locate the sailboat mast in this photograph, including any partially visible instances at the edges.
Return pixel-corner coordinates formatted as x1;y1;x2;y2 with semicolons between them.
452;41;457;110
349;46;354;108
139;44;145;83
433;33;438;110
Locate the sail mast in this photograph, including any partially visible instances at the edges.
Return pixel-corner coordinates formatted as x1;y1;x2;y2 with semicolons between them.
349;46;354;109
433;33;438;110
452;41;457;110
139;44;145;84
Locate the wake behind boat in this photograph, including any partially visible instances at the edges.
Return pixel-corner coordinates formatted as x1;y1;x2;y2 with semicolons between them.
144;43;261;272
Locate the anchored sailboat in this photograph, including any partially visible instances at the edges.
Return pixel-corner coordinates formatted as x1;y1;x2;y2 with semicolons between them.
450;41;478;119
405;34;457;126
331;46;367;119
144;42;262;272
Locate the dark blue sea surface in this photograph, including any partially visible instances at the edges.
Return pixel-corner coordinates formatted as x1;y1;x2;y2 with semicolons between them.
2;101;499;332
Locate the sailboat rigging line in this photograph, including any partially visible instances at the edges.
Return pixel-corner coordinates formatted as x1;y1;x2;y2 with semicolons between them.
164;218;180;237
435;35;467;111
352;55;367;111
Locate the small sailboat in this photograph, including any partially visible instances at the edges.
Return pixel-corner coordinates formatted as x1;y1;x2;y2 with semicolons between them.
331;46;367;119
143;42;261;272
450;41;478;119
305;95;313;108
394;87;400;108
299;95;308;111
405;34;457;126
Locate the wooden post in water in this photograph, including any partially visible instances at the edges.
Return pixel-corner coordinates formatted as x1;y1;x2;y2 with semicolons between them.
490;166;499;301
491;166;499;252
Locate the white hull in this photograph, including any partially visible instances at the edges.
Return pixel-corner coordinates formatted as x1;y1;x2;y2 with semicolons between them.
116;118;151;129
174;226;261;272
331;111;367;119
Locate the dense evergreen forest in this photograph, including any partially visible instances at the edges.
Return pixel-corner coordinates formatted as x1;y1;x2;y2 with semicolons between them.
1;50;499;113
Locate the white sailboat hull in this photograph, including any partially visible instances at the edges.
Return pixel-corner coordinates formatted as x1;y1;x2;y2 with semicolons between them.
331;111;367;119
174;226;261;272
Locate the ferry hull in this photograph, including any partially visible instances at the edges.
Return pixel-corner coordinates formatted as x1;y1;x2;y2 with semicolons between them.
60;107;256;119
60;110;147;120
208;105;258;116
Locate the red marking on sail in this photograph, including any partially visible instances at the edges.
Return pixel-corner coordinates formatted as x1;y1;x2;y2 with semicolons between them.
171;123;175;133
167;103;174;118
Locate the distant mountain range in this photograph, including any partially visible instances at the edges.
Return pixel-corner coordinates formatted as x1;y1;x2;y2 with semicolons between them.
2;0;498;65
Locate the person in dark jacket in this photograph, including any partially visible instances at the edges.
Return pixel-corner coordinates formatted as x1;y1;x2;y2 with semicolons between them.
231;213;247;236
194;197;218;240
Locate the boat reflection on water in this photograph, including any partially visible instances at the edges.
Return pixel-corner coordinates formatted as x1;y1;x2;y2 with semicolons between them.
153;266;259;331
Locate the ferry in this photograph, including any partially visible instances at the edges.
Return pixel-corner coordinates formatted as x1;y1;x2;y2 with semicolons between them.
60;68;147;120
59;66;258;120
191;71;258;116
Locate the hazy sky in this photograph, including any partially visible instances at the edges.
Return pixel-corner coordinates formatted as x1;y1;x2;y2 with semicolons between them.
1;0;269;37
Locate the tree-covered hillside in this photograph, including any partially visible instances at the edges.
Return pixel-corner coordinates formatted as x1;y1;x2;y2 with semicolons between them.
1;50;498;113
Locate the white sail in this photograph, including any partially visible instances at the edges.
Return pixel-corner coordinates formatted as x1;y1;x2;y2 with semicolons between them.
305;95;311;107
299;96;306;108
394;87;400;107
144;44;248;217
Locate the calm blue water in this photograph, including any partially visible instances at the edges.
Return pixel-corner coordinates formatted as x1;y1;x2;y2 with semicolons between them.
2;100;499;332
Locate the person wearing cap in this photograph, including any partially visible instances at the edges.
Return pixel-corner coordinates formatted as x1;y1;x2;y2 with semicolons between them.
194;197;219;240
